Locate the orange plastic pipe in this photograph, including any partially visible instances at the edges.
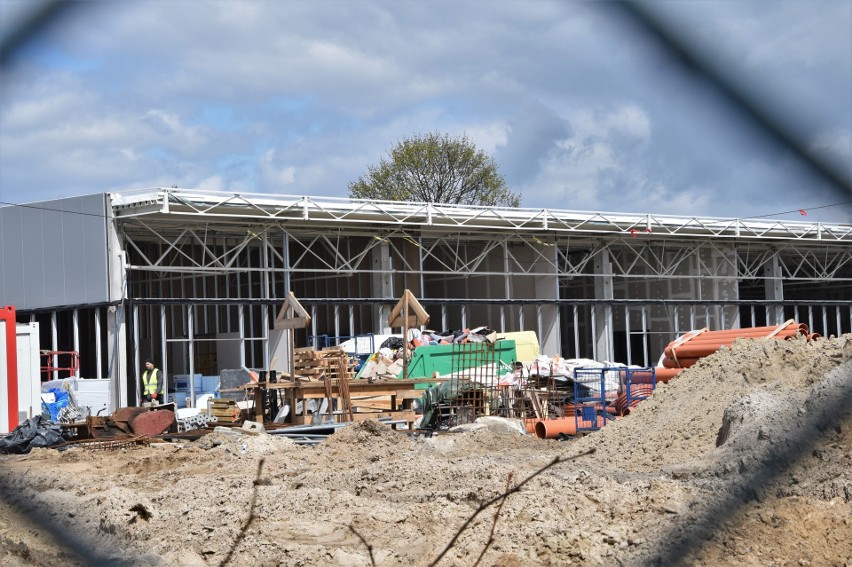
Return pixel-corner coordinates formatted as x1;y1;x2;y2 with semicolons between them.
666;327;804;346
664;324;807;347
664;328;803;349
666;333;797;349
691;322;807;337
653;367;684;383
667;345;733;359
613;384;655;414
534;416;606;438
662;356;699;369
524;418;543;434
665;333;802;359
618;369;656;384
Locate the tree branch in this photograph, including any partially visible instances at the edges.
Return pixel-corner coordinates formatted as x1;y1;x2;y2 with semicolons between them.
428;448;595;566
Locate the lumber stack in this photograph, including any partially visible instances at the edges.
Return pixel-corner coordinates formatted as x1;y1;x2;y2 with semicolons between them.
210;399;241;423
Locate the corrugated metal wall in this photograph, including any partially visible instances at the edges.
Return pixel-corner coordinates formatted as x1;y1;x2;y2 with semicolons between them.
0;194;110;309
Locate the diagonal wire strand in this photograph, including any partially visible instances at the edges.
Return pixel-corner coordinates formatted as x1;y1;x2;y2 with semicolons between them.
612;1;852;207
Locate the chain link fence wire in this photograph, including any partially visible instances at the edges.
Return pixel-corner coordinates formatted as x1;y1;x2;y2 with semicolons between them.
1;2;850;565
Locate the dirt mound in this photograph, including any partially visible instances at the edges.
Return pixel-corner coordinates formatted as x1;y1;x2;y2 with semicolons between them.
190;428;296;459
566;334;852;565
571;334;852;473
1;334;850;567
325;419;411;447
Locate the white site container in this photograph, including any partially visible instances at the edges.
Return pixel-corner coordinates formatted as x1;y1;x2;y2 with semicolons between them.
16;323;41;424
0;322;41;434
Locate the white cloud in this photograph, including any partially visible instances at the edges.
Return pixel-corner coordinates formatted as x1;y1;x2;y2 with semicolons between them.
513;104;654;210
0;0;848;222
603;104;651;140
258;149;296;189
465;123;510;156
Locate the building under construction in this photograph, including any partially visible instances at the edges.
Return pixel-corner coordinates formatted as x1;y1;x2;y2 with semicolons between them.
1;188;850;409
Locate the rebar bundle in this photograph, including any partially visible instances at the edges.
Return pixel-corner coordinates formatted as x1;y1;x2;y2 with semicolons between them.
58;436;151;452
439;340;500;429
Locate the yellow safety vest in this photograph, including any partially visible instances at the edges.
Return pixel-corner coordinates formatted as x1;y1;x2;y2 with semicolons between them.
142;368;159;395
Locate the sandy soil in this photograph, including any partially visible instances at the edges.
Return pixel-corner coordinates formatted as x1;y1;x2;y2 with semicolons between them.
1;334;850;567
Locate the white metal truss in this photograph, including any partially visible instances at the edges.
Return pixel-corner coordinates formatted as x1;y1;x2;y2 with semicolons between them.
118;216;852;286
112;188;852;243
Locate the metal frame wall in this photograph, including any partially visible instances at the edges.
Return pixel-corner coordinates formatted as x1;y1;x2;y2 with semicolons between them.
16;189;851;407
109;189;852;404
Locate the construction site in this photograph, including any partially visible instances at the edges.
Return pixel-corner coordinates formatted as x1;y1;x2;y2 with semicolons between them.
0;189;851;566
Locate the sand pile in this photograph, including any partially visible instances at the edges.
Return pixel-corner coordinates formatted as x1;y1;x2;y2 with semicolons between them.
573;334;852;472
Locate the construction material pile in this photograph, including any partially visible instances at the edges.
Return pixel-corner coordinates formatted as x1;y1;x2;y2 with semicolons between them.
357;327;498;380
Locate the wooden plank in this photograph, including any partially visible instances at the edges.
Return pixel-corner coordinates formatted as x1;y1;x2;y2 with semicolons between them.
273;292;312;330
273;317;309;330
387;289;430;327
350;410;417;422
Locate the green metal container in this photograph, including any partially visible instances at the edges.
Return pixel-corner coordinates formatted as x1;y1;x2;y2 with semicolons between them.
406;339;517;381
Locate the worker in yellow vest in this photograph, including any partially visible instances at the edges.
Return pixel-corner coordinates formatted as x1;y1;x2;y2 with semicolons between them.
141;359;163;406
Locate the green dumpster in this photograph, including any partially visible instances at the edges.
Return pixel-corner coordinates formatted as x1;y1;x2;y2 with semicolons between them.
406;339;517;380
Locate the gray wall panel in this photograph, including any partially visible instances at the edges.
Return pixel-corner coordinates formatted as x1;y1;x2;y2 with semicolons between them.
1;208;26;306
80;195;109;303
20;206;46;308
41;207;64;306
0;194;109;310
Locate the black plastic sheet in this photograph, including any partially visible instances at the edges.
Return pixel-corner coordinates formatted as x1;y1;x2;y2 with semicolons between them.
0;415;65;454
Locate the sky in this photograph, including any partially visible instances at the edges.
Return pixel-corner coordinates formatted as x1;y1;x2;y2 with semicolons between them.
1;0;850;222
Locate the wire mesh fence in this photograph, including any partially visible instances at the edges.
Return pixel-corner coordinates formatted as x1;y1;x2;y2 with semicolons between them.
1;2;851;565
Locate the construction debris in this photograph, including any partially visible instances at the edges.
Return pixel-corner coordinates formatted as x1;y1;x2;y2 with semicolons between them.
0;334;849;567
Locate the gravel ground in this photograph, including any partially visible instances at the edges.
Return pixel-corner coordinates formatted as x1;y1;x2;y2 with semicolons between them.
1;334;850;566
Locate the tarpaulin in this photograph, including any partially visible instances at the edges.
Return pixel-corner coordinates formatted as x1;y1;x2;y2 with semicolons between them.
0;414;65;454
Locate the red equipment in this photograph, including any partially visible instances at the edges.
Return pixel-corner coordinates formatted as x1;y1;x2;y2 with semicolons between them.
40;350;80;380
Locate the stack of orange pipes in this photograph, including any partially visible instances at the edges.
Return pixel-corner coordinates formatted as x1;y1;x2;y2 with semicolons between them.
653;320;813;382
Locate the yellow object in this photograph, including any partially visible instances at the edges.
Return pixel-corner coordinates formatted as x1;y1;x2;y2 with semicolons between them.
501;331;540;362
142;369;159;395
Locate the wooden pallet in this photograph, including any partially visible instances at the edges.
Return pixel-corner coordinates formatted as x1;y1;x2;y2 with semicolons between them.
210;399;241;423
